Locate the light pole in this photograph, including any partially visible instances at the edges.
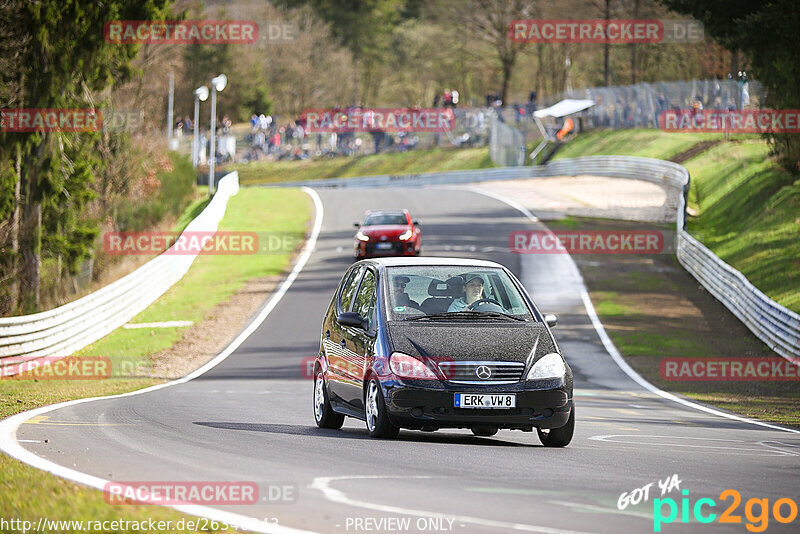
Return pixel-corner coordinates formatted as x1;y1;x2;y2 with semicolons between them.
192;86;209;168
167;72;174;147
208;74;227;196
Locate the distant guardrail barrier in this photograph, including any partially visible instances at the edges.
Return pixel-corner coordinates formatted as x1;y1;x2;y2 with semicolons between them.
540;157;799;364
263;156;799;364
0;172;240;375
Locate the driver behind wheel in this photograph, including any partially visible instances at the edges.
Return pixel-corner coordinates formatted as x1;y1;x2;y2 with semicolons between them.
447;274;484;312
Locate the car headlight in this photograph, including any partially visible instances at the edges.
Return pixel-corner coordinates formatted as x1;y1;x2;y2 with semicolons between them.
526;353;566;380
398;229;413;240
389;352;437;379
356;231;370;242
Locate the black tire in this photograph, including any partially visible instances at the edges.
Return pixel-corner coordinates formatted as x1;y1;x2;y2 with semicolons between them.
313;370;344;429
537;406;574;447
471;427;498;437
365;379;400;439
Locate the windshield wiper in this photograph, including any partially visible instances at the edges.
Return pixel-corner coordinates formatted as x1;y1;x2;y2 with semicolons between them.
475;311;526;321
404;311;525;322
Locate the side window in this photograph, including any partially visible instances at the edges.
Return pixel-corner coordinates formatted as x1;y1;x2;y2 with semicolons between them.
353;270;378;330
338;266;363;312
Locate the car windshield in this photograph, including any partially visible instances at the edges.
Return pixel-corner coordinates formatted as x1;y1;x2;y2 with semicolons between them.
385;266;533;321
364;213;407;226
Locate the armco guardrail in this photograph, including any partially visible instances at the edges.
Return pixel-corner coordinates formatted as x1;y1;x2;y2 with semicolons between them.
0;171;240;374
542;156;799;364
265;156;799;363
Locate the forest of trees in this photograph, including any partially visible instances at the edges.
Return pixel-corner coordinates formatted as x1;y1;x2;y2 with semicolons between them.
1;0;797;316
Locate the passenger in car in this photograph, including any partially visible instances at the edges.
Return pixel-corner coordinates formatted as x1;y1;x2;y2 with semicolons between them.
447;275;484;312
393;276;422;310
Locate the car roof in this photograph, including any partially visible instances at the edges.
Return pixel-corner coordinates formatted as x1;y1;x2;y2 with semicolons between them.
361;257;507;269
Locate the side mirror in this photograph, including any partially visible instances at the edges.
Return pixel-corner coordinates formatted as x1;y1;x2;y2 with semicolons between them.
337;312;365;329
353;222;361;227
544;313;558;328
413;220;420;226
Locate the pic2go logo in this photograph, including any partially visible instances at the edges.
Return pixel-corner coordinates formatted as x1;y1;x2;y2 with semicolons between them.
653;489;798;532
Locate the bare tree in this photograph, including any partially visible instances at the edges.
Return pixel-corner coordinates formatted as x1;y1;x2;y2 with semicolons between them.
630;0;640;84
603;0;611;86
444;0;537;103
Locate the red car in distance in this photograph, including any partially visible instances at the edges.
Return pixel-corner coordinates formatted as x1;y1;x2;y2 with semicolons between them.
354;209;421;259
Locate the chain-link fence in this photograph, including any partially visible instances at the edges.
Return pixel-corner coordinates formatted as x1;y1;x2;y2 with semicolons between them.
487;79;768;162
489;110;526;166
536;79;766;131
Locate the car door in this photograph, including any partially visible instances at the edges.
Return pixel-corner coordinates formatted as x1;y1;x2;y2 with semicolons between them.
325;265;363;403
340;268;379;409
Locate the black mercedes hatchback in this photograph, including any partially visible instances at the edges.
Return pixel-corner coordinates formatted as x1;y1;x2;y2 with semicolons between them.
312;257;574;446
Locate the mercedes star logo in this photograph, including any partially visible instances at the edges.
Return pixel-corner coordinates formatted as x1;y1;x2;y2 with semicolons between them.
475;365;492;380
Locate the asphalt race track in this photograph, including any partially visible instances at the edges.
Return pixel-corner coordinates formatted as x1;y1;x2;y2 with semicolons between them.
10;187;800;533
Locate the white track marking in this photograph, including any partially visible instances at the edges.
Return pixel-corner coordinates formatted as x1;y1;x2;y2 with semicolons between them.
547;501;651;520
588;434;795;456
580;290;798;434
466;186;800;435
312;476;594;534
0;187;324;534
755;441;800;457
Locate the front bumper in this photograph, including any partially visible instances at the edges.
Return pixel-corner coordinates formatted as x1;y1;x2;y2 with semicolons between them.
382;379;572;430
356;240;417;258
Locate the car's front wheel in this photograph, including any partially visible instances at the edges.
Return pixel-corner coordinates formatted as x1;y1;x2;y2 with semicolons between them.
537;406;574;447
365;380;400;439
314;370;344;429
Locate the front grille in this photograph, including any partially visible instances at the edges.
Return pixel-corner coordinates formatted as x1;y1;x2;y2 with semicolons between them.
437;361;525;382
365;241;403;254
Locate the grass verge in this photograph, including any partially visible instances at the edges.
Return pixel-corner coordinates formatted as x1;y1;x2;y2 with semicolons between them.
684;141;800;313
0;188;311;532
228;145;494;185
549;129;799;424
553;128;799;314
547;215;800;428
76;188;309;369
552;128;739;161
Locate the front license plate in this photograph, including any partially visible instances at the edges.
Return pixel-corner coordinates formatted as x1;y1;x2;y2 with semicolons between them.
375;242;393;250
454;393;516;409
